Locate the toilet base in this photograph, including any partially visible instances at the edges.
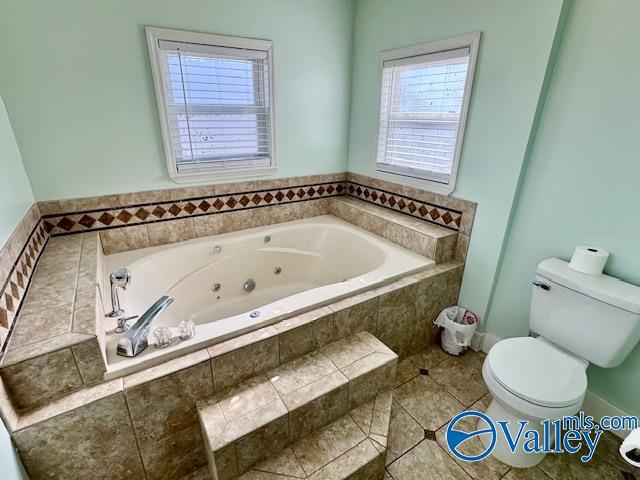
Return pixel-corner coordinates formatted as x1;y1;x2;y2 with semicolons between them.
481;399;550;468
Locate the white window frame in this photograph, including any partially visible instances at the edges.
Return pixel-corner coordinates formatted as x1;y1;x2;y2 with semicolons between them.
373;32;481;195
146;27;276;184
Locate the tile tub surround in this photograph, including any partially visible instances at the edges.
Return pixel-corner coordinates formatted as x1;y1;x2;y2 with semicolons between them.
0;232;104;410
0;172;473;478
0;261;463;480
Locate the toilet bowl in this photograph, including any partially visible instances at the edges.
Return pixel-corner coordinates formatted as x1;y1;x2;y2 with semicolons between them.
481;336;588;467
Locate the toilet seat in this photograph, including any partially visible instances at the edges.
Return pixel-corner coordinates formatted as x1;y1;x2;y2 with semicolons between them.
484;337;587;411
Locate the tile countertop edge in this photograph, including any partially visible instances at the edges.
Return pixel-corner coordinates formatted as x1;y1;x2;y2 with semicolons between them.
13;377;124;432
0;232;103;369
0;332;95;368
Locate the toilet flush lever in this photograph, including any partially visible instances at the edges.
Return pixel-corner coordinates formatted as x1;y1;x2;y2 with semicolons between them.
533;281;551;291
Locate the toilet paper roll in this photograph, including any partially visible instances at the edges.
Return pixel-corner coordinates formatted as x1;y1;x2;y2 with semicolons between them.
620;428;640;468
568;245;609;275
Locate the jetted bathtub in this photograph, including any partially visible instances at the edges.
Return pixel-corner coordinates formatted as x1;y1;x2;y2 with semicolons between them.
103;215;433;375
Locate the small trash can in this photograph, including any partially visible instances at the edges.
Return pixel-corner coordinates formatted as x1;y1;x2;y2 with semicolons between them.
433;306;477;355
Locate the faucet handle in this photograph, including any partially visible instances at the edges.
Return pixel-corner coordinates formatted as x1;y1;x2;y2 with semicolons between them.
114;315;138;334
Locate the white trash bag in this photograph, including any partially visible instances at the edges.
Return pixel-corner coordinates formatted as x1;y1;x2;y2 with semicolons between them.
434;306;477;356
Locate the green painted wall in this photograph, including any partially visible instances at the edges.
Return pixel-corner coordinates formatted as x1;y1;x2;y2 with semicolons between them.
347;0;566;322
0;95;34;246
486;0;640;415
0;94;31;479
0;0;354;200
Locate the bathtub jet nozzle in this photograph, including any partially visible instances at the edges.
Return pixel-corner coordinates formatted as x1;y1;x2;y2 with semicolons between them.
243;279;256;292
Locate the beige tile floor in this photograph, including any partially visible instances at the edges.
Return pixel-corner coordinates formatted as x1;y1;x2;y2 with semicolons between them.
386;346;639;480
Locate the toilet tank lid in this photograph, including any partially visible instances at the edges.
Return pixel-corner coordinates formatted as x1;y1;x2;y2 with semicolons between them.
537;258;640;314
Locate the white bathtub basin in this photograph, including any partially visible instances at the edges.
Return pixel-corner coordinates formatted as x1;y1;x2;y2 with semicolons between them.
102;215;432;376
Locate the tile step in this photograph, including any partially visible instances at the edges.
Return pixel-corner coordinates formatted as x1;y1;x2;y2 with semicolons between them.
239;391;392;480
197;331;397;480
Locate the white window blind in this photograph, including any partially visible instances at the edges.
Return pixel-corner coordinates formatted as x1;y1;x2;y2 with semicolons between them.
147;28;275;181
376;46;472;185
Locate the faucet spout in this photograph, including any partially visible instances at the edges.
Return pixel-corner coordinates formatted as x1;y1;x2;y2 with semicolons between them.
117;295;174;357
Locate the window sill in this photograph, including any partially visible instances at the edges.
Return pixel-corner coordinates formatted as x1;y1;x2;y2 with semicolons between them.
169;166;277;185
373;169;456;195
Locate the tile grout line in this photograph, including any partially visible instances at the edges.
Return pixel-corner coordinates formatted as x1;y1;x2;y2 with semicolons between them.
122;392;151;480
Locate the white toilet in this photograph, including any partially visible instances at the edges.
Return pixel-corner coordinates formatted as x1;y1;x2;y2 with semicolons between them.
481;258;640;467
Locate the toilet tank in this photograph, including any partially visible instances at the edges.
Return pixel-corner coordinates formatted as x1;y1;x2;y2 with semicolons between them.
530;258;640;368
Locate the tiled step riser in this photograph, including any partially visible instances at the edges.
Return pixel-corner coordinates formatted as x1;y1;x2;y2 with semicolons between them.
209;364;395;479
238;391;393;480
199;332;397;480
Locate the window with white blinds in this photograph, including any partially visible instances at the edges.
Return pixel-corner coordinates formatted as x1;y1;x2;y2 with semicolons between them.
146;28;275;182
375;34;480;190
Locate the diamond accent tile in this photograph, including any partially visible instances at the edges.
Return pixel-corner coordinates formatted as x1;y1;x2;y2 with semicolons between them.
168;204;182;216
184;202;197;214
57;217;75;231
135;208;150;221
117;210;133;223
226;197;237;208
98;213;115;226
78;215;96;228
198;200;211;212
152;206;166;218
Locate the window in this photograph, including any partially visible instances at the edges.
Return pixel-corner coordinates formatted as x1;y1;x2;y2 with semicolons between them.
375;33;480;193
146;27;275;183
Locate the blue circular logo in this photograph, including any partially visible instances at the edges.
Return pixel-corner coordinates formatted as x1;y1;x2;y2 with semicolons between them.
446;411;496;462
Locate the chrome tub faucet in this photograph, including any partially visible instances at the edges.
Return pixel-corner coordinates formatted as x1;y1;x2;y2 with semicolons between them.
117;295;174;357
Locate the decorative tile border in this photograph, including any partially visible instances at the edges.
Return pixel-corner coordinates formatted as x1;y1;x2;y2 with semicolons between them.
40;180;464;237
346;182;462;231
42;182;346;236
0;221;49;351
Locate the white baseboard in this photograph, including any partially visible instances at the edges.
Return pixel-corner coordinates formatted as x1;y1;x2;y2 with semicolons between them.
470;331;484;351
479;331;501;353
582;390;634;439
